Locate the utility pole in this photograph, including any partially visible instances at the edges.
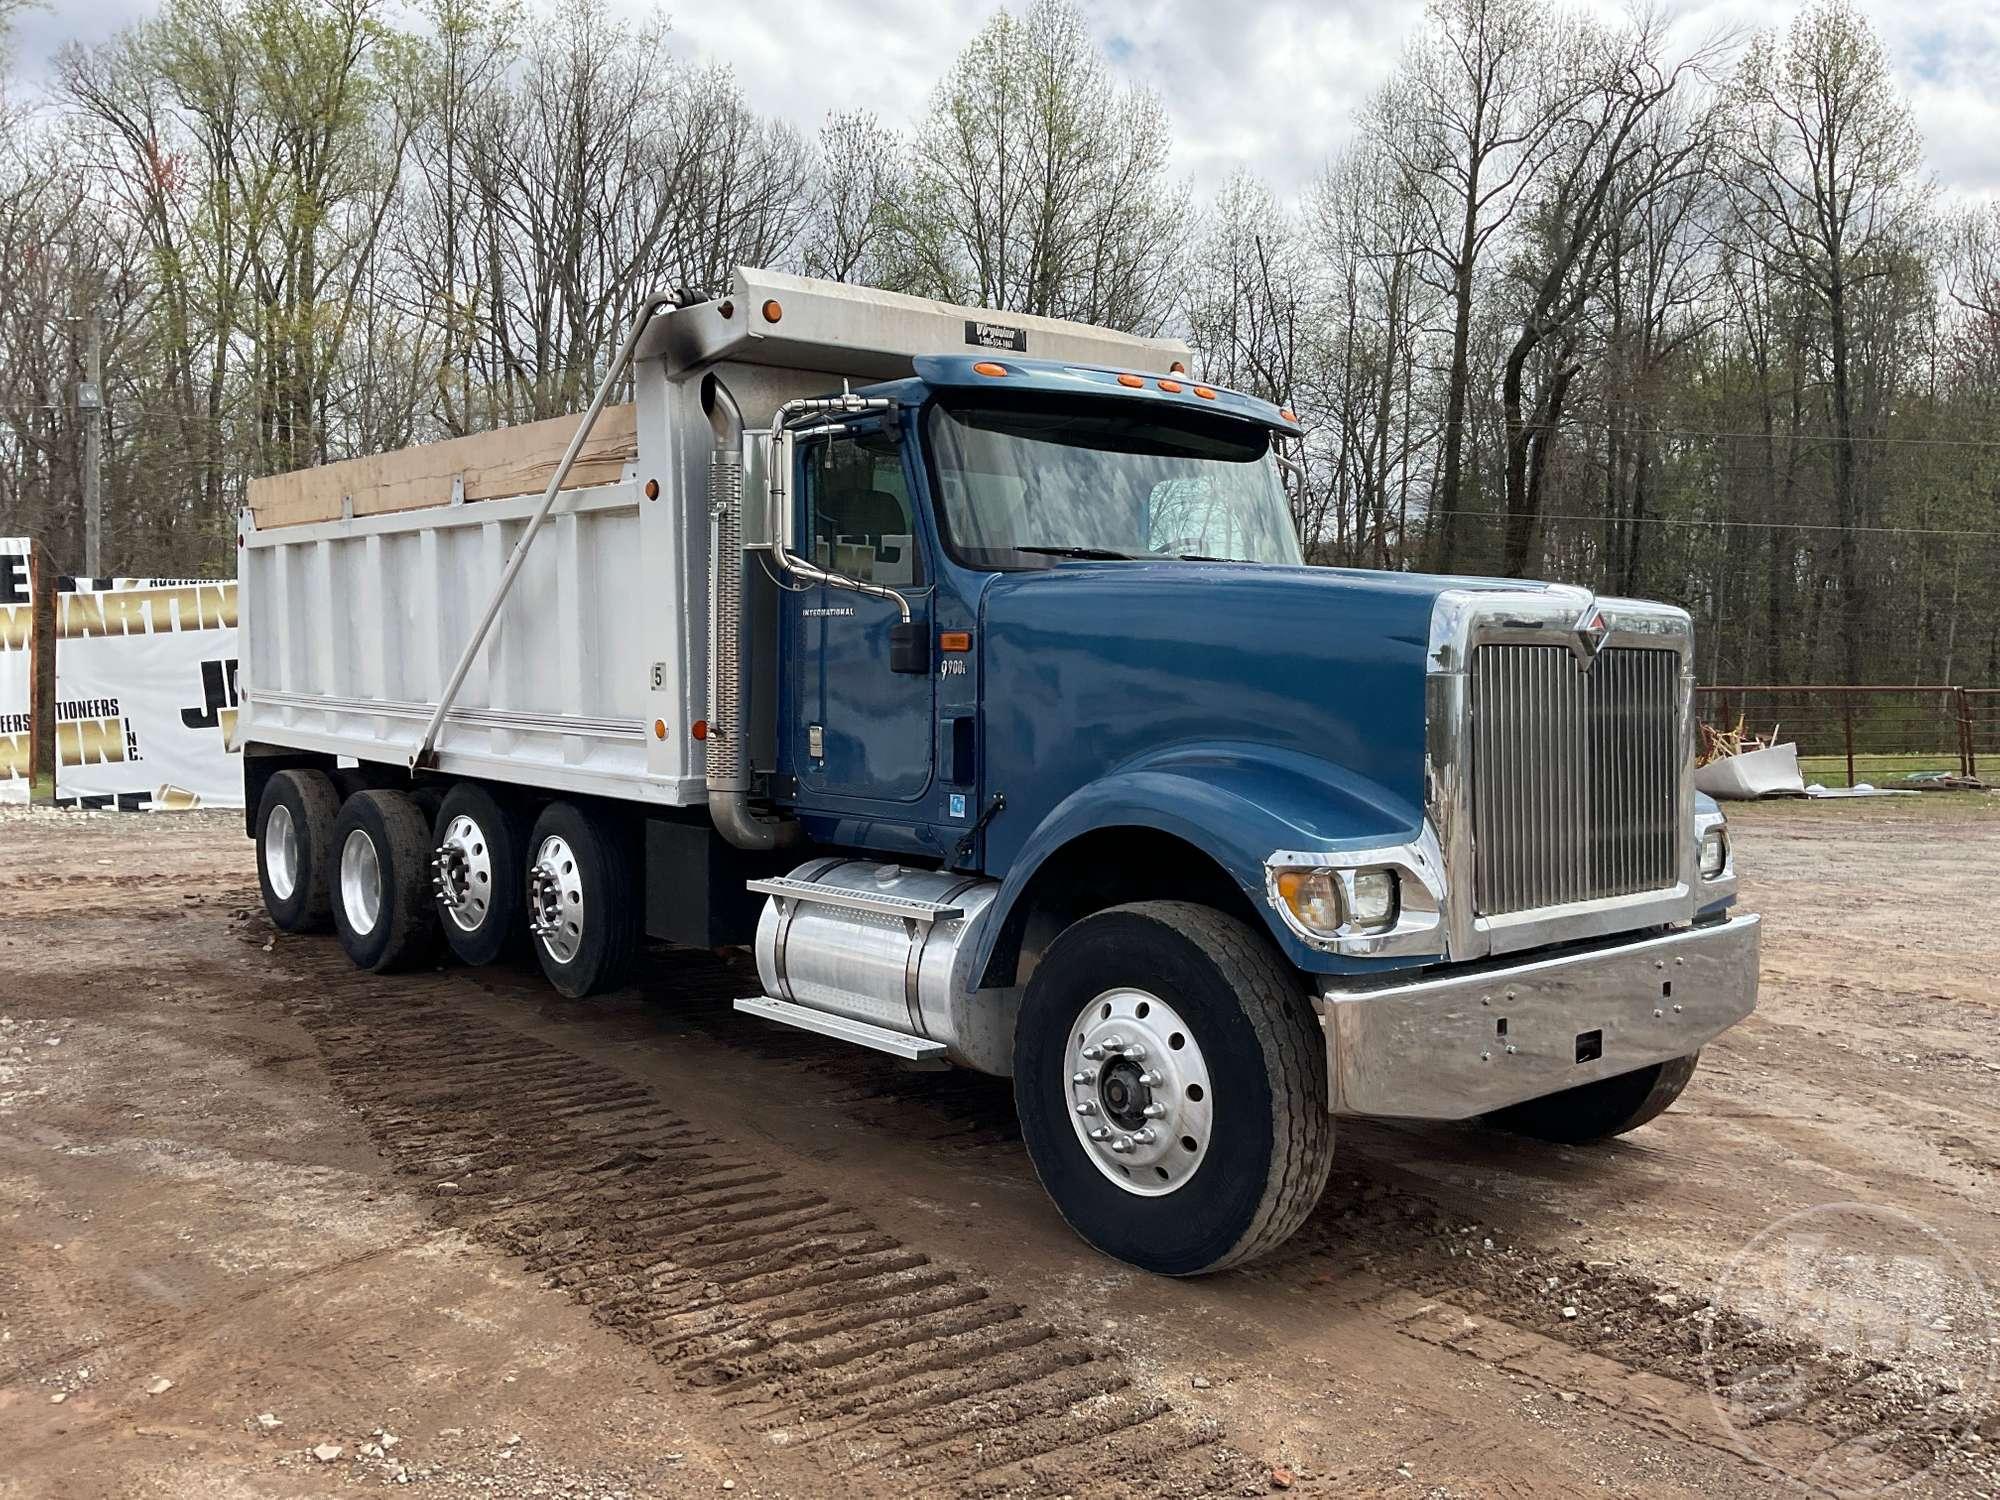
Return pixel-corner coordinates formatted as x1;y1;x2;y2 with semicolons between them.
80;312;103;579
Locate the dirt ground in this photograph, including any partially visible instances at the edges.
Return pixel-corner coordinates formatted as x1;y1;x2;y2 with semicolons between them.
2;796;1998;1499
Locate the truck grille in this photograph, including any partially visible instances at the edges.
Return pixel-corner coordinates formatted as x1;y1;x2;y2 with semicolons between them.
1469;644;1681;917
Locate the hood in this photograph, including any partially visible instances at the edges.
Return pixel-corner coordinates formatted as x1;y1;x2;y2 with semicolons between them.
977;561;1527;869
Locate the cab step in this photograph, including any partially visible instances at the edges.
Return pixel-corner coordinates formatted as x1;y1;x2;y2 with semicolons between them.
746;876;965;925
733;995;948;1061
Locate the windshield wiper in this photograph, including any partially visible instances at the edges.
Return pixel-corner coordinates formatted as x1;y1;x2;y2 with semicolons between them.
1014;545;1141;561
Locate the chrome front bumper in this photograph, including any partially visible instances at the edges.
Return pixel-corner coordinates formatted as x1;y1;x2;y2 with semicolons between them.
1316;914;1760;1119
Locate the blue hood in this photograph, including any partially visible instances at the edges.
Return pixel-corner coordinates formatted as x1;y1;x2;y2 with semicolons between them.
978;560;1509;874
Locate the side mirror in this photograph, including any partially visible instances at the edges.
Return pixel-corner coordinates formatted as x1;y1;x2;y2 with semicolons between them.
889;621;929;675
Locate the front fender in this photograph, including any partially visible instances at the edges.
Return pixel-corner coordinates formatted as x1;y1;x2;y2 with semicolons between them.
971;741;1428;983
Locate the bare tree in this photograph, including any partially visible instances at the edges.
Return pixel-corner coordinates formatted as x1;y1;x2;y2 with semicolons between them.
1726;0;1925;683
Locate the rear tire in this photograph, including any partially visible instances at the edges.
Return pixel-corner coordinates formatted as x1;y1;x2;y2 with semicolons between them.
525;801;638;999
431;782;526;967
1482;1052;1702;1143
1013;901;1335;1275
256;769;339;933
330;790;441;972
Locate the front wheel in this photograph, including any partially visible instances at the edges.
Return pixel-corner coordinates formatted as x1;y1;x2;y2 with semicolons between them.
1013;902;1335;1276
1481;1052;1702;1143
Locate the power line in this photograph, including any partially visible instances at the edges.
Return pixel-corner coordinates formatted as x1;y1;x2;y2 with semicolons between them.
1429;509;2000;540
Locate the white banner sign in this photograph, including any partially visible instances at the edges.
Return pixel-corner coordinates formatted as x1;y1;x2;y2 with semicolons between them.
0;539;31;804
53;577;243;810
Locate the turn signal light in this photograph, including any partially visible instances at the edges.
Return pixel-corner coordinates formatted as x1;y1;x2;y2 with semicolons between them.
691;719;709;741
1275;870;1343;937
972;361;1009;378
939;630;972;652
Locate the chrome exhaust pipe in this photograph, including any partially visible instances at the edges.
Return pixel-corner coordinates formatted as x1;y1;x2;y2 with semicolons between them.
706;377;799;852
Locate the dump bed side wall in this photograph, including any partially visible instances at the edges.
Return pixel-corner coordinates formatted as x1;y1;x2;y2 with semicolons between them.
237;366;704;806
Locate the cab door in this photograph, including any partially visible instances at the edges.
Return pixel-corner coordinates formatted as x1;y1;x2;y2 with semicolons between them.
787;425;934;803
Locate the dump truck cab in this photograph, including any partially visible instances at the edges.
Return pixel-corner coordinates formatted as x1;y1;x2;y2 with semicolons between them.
240;267;1758;1275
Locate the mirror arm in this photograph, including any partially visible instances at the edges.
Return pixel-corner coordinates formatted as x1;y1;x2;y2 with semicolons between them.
766;395;913;626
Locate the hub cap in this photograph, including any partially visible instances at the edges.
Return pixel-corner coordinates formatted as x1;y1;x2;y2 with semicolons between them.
339;827;383;936
1065;988;1213;1197
265;803;299;901
432;814;494;933
527;834;584;964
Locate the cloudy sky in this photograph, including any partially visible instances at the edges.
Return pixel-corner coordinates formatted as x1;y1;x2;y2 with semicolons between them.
9;0;1998;200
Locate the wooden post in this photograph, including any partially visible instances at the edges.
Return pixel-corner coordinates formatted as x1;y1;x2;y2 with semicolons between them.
1843;695;1856;788
1958;688;1976;780
28;542;52;801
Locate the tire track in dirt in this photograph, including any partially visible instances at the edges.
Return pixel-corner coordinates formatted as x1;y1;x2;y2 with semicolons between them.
268;943;1257;1499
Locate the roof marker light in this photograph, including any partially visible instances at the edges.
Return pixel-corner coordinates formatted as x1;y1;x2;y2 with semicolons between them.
972;361;1009;378
1193;386;1217;400
761;299;783;323
1281;408;1298;423
1158;379;1183;393
1116;373;1144;388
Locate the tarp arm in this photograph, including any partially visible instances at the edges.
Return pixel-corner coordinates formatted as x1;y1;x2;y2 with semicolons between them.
411;293;677;771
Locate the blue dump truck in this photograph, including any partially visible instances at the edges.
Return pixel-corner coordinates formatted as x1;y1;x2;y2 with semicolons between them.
238;269;1758;1274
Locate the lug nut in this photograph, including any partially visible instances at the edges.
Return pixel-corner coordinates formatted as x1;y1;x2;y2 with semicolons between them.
1142;1102;1166;1119
1102;1035;1126;1052
1131;1128;1157;1145
1087;1127;1111;1142
1081;1045;1106;1062
1072;1070;1093;1085
1139;1070;1163;1087
1075;1101;1098;1117
1109;1136;1133;1154
1121;1044;1147;1062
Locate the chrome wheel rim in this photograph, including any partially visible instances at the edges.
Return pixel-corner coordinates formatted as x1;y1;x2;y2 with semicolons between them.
265;803;299;901
432;813;494;934
527;834;584;964
1065;988;1214;1197
339;827;383;937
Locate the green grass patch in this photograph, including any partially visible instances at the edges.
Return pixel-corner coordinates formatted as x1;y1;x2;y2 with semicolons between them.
1795;752;1965;789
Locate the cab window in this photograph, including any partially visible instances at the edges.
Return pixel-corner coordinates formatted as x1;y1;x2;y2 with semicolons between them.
805;430;919;586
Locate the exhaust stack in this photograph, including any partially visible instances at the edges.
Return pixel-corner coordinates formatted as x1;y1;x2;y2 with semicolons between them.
705;379;799;852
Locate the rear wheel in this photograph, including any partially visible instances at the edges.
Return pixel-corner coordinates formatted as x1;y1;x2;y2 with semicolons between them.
256;769;339;933
1482;1052;1702;1143
331;789;440;972
1013;901;1335;1275
526;801;638;999
430;782;525;966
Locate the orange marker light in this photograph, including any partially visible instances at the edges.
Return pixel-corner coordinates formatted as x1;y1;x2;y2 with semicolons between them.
653;719;668;740
691;719;709;741
1158;378;1183;393
761;299;783;323
939;630;972;652
1116;373;1144;388
644;478;660;500
719;300;734;319
972;361;1009;378
1281;408;1298;423
1193;385;1217;400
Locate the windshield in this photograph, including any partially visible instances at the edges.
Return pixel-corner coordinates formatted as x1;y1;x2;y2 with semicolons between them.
925;399;1303;570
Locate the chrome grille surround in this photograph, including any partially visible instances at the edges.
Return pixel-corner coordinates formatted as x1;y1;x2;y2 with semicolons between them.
1426;587;1696;962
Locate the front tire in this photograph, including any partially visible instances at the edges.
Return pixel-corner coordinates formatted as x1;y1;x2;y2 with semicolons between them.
330;790;441;972
1013;901;1335;1275
256;768;339;933
431;782;526;967
525;801;638;999
1482;1052;1702;1143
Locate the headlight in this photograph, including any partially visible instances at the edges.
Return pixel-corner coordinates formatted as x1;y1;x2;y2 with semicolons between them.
1349;869;1400;929
1698;827;1729;879
1275;869;1343;936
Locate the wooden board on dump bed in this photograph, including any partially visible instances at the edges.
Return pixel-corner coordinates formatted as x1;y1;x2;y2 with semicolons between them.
246;404;639;530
